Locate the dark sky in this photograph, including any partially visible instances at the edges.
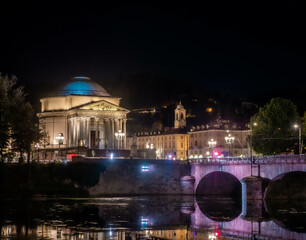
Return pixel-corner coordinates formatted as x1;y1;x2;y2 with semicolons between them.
0;2;306;107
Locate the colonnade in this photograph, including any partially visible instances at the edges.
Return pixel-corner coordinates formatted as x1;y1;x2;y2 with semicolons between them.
67;117;127;149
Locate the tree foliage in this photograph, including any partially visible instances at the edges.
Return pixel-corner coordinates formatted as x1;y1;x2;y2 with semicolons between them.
10;103;40;163
250;98;299;155
0;73;40;163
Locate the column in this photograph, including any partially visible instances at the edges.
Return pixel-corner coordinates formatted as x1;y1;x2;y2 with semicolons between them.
95;118;99;148
88;118;92;149
67;118;71;148
77;117;80;148
85;117;89;147
114;119;119;149
111;119;115;149
104;118;110;149
99;119;105;149
72;117;75;147
119;119;122;149
123;119;127;149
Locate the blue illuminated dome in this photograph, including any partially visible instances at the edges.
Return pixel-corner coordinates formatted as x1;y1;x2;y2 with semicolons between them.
59;77;111;96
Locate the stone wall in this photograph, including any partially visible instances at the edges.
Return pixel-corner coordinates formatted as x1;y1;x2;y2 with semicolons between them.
83;158;190;196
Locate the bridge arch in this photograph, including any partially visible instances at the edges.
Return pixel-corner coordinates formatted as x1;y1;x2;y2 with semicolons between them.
264;171;306;200
195;171;242;197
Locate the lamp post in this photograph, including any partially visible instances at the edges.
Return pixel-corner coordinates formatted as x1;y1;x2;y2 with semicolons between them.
208;139;217;158
225;134;235;157
115;130;125;150
35;143;40;161
294;124;302;155
55;133;64;159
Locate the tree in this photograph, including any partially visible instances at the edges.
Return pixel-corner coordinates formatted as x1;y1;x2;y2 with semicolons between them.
0;73;25;162
0;73;40;163
10;103;40;163
38;121;50;160
250;98;299;155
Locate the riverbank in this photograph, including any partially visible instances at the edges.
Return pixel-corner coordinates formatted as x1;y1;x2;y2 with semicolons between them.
0;163;106;198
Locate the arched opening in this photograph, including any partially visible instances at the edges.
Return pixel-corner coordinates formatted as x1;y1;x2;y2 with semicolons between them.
196;171;242;197
195;172;242;221
265;171;306;232
265;171;306;200
180;113;184;120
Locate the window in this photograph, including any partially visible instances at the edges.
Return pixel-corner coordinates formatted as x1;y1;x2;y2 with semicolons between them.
195;140;198;146
180;136;183;139
181;142;183;148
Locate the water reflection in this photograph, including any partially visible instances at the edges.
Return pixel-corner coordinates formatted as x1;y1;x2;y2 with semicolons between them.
0;196;305;240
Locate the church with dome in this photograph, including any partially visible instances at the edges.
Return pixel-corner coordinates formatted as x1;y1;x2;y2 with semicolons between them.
38;77;129;159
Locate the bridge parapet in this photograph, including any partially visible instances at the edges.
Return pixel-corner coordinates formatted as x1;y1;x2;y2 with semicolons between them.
189;154;306;165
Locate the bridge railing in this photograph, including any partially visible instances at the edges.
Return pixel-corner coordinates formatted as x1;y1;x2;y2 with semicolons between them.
189;154;306;164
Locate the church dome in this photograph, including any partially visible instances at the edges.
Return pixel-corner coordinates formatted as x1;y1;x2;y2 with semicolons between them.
58;77;111;96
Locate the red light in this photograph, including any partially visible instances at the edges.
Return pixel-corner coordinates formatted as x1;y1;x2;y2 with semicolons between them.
67;153;77;159
214;231;220;237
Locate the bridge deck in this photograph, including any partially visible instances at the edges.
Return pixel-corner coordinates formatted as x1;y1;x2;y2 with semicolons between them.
189;154;306;165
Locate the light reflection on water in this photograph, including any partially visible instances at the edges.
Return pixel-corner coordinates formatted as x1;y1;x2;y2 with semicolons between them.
0;196;305;240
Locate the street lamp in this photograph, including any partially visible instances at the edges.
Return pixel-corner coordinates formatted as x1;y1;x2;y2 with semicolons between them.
115;130;125;149
225;134;235;157
293;124;302;155
55;133;64;159
35;143;40;161
208;139;217;157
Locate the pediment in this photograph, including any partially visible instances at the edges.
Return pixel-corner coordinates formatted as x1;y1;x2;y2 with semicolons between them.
79;100;129;112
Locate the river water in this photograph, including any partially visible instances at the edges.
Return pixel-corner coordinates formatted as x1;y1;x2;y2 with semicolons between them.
0;196;305;240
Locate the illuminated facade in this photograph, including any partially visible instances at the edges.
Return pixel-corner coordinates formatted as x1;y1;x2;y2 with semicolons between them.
37;77;129;159
127;130;188;160
126;103;188;160
188;120;251;158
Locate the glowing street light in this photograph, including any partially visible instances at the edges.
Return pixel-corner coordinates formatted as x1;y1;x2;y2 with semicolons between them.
293;124;302;155
208;139;217;157
115;129;125;149
35;143;40;161
55;133;64;159
225;134;235;156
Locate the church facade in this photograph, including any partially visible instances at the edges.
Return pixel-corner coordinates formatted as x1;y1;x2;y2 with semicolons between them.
37;77;129;159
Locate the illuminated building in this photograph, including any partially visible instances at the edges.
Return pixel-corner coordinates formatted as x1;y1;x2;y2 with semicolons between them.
37;77;129;159
188;119;251;158
126;103;188;160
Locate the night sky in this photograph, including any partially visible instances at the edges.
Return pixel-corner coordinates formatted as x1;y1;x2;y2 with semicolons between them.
0;2;306;109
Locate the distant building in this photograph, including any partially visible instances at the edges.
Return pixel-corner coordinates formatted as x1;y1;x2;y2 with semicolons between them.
126;103;188;160
188;119;251;158
37;77;129;160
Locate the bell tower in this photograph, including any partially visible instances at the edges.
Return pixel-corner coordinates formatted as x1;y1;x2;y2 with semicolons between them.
174;101;186;129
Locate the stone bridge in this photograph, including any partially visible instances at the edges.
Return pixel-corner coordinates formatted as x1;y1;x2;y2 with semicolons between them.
75;155;306;198
186;154;306;199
